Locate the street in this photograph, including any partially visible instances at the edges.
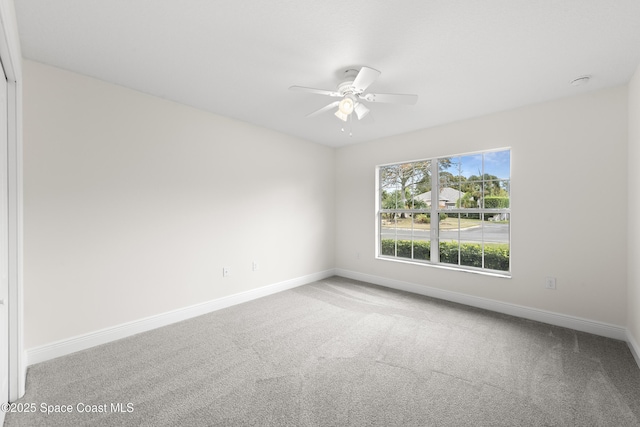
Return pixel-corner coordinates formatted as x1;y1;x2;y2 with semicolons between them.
380;223;509;243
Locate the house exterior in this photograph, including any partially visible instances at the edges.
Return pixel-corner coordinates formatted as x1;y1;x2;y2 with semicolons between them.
415;187;464;209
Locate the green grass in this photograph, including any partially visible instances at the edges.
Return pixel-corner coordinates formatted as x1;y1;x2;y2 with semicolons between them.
380;217;481;230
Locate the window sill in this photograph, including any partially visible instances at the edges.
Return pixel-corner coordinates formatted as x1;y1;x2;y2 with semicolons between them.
376;255;512;279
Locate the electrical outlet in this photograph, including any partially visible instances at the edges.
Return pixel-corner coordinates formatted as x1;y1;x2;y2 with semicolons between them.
545;277;556;290
252;262;259;271
223;267;230;277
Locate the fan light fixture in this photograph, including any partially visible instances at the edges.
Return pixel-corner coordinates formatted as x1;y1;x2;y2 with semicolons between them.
354;102;369;120
338;97;354;114
335;97;354;121
334;109;349;121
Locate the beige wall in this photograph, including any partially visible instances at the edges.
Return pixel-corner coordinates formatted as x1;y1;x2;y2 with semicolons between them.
335;86;629;326
629;64;640;350
23;60;335;348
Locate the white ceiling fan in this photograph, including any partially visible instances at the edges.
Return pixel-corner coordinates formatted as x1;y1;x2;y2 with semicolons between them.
289;66;418;123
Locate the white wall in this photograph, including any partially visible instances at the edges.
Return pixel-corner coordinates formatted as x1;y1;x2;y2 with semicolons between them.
22;57;635;355
629;64;640;353
23;60;335;349
335;86;628;327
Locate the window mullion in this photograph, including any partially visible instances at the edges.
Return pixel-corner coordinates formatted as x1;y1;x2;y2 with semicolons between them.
481;212;485;269
430;160;439;263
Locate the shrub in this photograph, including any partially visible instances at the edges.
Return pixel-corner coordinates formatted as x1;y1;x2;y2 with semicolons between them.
414;214;430;224
381;239;509;272
459;243;483;268
413;240;430;260
484;244;510;271
396;240;412;258
381;239;430;260
381;239;396;256
441;241;510;271
437;241;460;265
484;197;510;209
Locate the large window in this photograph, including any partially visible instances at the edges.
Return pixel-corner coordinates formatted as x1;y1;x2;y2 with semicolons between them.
378;149;511;275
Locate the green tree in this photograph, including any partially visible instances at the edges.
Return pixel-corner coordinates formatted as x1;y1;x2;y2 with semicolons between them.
381;162;430;217
457;174;507;207
456;192;477;208
438;171;456;189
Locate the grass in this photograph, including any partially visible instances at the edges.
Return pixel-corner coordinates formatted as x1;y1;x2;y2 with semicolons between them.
381;216;481;230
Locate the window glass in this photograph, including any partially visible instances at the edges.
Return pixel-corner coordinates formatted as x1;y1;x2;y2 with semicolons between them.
378;149;510;275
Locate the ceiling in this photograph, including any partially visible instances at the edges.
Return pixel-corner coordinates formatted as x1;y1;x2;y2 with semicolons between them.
14;0;640;147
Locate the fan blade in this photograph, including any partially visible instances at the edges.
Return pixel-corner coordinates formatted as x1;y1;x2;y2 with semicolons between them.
289;86;341;97
306;101;340;118
352;67;381;92
354;102;370;120
361;92;418;105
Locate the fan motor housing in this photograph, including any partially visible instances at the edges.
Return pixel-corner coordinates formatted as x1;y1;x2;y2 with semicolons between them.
337;81;355;95
337;69;360;95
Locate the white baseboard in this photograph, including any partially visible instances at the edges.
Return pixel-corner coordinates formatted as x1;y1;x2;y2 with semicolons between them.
26;269;336;366
335;268;628;341
628;330;640;370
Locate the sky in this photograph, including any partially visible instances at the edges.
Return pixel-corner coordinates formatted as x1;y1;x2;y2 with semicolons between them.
443;149;510;180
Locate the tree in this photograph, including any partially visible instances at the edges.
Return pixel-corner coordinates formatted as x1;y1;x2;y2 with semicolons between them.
436;158;455;190
380;162;430;217
438;171;456;189
380;158;453;217
457;192;477;208
457;173;507;207
380;190;400;220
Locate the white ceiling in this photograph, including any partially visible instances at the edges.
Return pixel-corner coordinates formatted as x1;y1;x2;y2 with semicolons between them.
14;0;640;147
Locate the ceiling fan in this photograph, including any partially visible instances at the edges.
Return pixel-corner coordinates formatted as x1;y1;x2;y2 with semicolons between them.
289;66;418;123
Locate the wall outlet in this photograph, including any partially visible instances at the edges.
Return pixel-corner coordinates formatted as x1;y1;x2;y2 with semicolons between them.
223;267;230;277
252;262;259;271
545;277;557;290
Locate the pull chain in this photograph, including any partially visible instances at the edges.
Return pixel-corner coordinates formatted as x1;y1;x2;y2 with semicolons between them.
340;114;354;137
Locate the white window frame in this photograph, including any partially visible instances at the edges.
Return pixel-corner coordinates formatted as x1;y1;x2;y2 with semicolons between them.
376;148;511;277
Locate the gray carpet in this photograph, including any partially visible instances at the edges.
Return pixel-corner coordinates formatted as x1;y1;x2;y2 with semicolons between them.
4;276;640;426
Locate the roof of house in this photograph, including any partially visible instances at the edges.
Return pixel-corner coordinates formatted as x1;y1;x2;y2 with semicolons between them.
415;187;462;204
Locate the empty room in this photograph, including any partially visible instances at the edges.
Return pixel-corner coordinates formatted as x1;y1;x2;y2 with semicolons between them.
1;0;640;425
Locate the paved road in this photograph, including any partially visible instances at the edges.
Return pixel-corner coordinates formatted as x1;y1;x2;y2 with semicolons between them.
381;223;509;243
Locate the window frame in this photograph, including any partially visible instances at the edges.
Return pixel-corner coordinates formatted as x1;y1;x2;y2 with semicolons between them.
376;148;511;277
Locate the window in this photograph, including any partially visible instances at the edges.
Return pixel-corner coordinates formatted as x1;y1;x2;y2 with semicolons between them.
377;149;511;275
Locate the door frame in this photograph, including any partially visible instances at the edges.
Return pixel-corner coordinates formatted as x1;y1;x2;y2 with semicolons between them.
0;0;25;401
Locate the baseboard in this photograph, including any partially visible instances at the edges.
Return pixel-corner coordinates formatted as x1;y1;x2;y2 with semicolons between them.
335;268;628;341
628;330;640;369
26;269;336;366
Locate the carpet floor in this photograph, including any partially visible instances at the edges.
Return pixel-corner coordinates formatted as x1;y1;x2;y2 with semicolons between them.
4;276;640;426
